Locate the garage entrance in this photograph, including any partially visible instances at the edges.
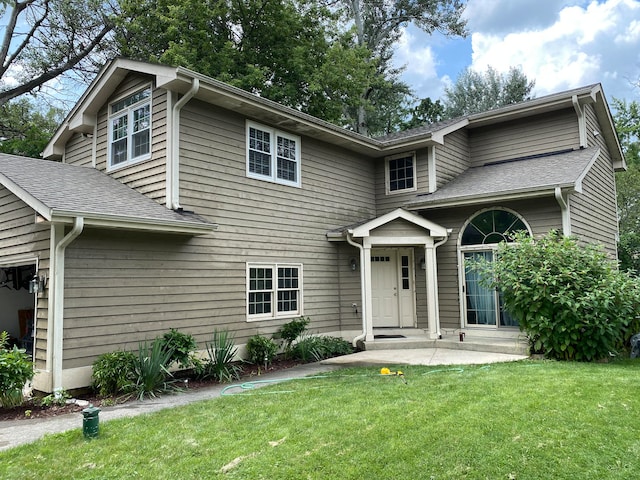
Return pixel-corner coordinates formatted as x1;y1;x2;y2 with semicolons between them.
0;262;37;358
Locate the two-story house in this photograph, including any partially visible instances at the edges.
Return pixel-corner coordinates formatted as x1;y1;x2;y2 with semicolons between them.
0;58;624;392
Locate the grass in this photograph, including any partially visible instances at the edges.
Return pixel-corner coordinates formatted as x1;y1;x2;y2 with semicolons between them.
1;360;639;479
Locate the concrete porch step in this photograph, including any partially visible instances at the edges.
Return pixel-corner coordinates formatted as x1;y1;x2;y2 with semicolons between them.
365;329;530;356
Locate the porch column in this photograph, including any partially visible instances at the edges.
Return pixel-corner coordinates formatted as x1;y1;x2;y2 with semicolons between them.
363;243;374;342
424;240;440;339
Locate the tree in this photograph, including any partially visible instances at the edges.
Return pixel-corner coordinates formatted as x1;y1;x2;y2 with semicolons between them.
402;97;445;130
0;98;63;157
443;66;535;118
0;0;118;107
337;0;467;135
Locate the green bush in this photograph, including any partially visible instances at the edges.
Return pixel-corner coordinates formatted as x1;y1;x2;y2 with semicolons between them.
275;317;310;352
474;230;640;361
246;335;279;367
200;330;241;383
132;338;178;400
160;328;198;369
291;335;353;363
0;331;35;408
91;350;136;396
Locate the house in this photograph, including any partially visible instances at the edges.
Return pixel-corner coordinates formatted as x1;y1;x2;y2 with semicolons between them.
0;58;624;393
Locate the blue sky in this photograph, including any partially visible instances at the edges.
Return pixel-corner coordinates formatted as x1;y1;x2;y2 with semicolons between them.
394;0;640;104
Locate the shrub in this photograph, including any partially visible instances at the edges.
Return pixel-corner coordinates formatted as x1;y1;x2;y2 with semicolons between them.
201;330;241;383
160;328;198;369
291;335;353;363
132;338;178;400
474;230;640;361
91;350;136;396
275;317;310;353
246;335;279;367
0;331;35;408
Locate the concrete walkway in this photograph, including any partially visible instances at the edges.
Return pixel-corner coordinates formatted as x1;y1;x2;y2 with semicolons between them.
0;348;528;452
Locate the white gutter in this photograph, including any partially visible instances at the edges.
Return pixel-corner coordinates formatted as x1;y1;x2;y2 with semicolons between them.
346;232;367;347
169;78;200;210
555;187;571;236
572;95;588;148
52;216;84;393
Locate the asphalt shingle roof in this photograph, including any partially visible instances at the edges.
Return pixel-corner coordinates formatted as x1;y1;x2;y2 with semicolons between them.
0;155;215;232
407;147;599;209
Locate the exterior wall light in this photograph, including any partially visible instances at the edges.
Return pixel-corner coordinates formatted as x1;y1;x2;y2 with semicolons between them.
419;258;426;270
350;258;358;271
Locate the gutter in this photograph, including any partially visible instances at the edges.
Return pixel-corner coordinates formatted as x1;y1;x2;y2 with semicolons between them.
555;187;571;236
346;232;367;348
52;217;84;393
169;78;200;210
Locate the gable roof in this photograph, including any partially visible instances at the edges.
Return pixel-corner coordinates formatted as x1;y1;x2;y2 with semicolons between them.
0;155;217;234
406;147;600;210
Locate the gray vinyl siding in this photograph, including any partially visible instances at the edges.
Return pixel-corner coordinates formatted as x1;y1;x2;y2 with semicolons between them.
419;198;562;330
469;109;580;167
0;186;51;369
93;73;168;204
172;100;375;342
64;133;93;166
375;148;430;215
436;129;470;188
569;105;618;256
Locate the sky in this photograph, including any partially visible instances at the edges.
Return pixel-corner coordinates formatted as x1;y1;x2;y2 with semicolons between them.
394;0;640;105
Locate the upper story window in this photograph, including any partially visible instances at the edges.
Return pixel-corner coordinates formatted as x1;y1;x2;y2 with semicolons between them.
108;87;152;170
385;152;416;194
247;121;301;187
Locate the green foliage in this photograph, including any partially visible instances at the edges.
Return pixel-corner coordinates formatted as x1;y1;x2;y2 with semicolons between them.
0;100;64;158
443;66;535;118
132;339;178;400
201;330;241;383
160;328;198;369
276;317;310;351
0;331;35;408
91;350;137;397
290;335;354;363
246;335;279;367
39;390;70;407
474;231;640;361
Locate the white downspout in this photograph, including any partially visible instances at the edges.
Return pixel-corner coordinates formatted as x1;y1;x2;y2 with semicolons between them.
170;78;200;210
432;233;450;338
555;187;571;236
346;232;367;347
52;217;84;393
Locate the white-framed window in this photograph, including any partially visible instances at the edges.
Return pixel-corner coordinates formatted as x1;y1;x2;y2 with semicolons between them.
107;86;152;170
246;121;301;187
247;263;303;320
385;152;417;194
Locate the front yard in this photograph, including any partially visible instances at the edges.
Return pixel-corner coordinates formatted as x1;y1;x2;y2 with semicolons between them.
1;360;639;479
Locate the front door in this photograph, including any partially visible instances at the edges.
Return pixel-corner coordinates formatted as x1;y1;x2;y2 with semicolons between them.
371;249;415;327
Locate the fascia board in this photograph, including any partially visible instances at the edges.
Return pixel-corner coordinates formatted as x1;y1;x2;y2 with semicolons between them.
50;211;218;235
0;172;52;220
351;208;448;238
574;148;601;193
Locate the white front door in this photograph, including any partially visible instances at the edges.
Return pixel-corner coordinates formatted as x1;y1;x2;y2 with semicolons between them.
371;249;416;328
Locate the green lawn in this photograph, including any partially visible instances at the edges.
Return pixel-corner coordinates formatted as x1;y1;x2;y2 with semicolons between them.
1;360;639;479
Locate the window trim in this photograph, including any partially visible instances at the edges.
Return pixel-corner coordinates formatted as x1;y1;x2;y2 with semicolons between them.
246;263;303;321
246;121;301;188
385;152;417;195
107;85;152;171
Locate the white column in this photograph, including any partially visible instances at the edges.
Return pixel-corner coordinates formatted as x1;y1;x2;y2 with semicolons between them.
363;244;374;341
424;242;440;339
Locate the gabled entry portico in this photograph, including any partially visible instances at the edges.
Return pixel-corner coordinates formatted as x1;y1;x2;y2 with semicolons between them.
330;208;450;344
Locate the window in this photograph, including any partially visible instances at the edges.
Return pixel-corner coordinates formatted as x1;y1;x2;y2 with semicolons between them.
247;121;301;187
108;87;152;169
247;264;302;320
385;152;416;194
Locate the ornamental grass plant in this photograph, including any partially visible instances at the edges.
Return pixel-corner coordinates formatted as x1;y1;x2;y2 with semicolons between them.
2;360;640;479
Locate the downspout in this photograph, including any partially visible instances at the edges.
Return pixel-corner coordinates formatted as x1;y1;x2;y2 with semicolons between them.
430;231;451;339
555;187;571;236
346;232;367;348
52;217;84;393
170;78;200;210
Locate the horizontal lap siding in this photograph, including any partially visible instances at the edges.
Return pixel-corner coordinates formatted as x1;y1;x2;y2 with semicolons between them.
64;133;93;166
570;105;618;256
177;101;376;342
375;148;430;215
436;129;470;187
0;187;51;368
94;74;168;205
421;198;562;330
469;109;579;166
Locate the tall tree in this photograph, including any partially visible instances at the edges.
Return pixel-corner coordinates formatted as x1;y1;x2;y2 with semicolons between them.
443;66;535;118
0;99;63;157
0;0;118;107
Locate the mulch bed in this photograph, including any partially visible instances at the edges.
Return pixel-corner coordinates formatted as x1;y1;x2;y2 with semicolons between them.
0;358;302;422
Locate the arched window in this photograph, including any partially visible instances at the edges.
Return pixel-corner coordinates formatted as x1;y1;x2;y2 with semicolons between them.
460;209;531;328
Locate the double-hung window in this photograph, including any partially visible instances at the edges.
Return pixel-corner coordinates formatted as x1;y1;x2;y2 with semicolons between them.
108;87;152;170
247;121;301;187
385;152;417;194
247;263;303;320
